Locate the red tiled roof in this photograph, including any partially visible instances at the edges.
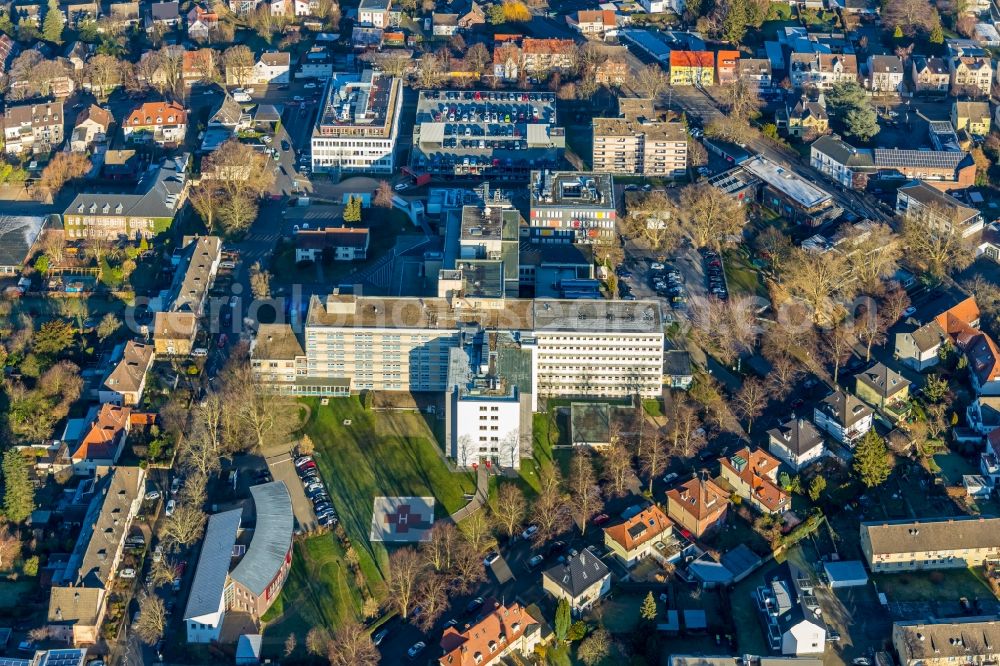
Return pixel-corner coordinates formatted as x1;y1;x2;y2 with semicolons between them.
720;447;788;513
716;50;740;68
73;404;131;461
670;50;714;69
126;101;187;127
666;476;728;520
603;505;672;553
438;601;537;666
523;38;576;55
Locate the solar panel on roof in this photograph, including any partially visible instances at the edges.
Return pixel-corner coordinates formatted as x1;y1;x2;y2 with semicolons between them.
0;658;30;666
873;149;965;169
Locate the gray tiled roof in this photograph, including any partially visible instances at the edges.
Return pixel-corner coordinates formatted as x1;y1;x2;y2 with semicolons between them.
862;516;1000;555
768;418;823;456
816;390;872;428
230;482;293;597
64;154;189;221
0;214;45;269
542;547;610;598
854;362;910;399
183;509;241;620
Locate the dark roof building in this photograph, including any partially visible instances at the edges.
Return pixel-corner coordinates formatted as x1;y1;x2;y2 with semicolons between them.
541;547;611;613
0;214;45;275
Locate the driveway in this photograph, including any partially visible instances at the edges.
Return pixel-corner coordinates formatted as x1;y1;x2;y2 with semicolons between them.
265;449;317;532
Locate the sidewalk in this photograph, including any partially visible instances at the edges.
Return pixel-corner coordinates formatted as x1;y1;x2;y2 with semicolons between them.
450;465;488;523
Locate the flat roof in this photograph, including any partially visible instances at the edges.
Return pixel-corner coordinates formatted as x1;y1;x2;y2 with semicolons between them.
314;70;400;138
742;156;832;209
529;170;615;210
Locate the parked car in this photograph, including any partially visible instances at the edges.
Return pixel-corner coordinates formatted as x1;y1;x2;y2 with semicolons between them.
165;500;176;517
526;554;544;570
408;642;426;659
119;568;137;579
483;552;500;567
466;597;485;614
295;456;314;467
153;544;163;562
592;513;610;526
394;182;409;191
520;525;538;540
191;348;208;358
144;491;161;501
373;628;389;646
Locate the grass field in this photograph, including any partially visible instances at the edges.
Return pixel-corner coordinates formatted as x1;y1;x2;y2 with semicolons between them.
261;535;363;652
874;568;994;603
723;249;767;298
301;396;476;571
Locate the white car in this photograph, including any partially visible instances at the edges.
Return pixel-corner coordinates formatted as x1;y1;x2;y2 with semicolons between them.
394;182;409;191
165;500;176;517
261;135;272;144
144;490;161;501
520;525;538;540
191;348;208;358
304;82;317;89
483;551;500;567
153;545;163;562
119;568;137;579
293;95;304;102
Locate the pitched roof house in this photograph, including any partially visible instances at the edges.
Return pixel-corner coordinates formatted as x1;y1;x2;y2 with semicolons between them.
71;403;132;473
99;340;155;406
895;292;980;371
603;504;673;567
566;9;616;36
813;390;873;445
767;418;825;472
754;563;826;655
893;618;1000;666
124;101;187;146
861;516;1000;572
2;100;64;155
541;547;611;614
438;600;544;666
719;448;789;515
853;362;911;412
666;476;728;537
70;104;113;152
911;55;950;92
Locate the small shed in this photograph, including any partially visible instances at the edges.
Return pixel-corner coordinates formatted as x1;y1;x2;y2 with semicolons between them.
682;609;708;633
823;560;869;588
657;609;680;634
721;543;762;583
236;634;262;665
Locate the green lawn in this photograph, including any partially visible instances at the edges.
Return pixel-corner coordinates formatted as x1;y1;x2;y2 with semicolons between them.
262;535;363;653
934;451;978;485
875;568;995;603
301;396;477;576
723;249;767;298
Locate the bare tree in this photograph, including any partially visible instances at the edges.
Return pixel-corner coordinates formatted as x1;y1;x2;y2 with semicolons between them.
666;398;706;458
413;573;449;631
327;618;379;666
602;441;634;497
534;465;570;540
160;503;207;547
567;449;603;535
223;45;254;87
733;378;768;431
854;301;890;362
679;182;747;248
450;540;487;595
386;547;423;620
689;295;759;366
881;285;911;326
623;190;683;254
901;209;975;278
764;351;804;399
883;0;941;35
373;181;393;208
421;521;459;572
640;433;668;494
635;64;668;99
491;483;527;538
249;261;271;299
781;248;853;324
0;523;22;570
149;555;178;587
821;321;857;385
85;54;125;100
843;223;901;293
225;362;299;452
459;509;496;554
134;595;167;645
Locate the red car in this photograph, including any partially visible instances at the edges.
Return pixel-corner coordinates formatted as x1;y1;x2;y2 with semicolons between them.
593;513;610;526
217;333;228;349
299;461;317;472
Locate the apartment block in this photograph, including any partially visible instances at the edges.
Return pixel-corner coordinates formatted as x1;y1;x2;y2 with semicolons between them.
861;516;1000;572
311;70;403;175
894;618;1000;666
789;53;858;90
669;51;714;86
2;100;64;154
592;98;688;179
950;56;993;96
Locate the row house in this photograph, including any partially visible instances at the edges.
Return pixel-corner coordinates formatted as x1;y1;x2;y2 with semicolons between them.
716;50;740;84
862;516;1000;572
739;58;773;91
270;0;311;16
950;56;992;96
894;618;1000;666
124;101;187;145
438;601;544;666
669;50;714;86
789;53;857;90
911;55;950;93
492;38;577;81
867;54;904;94
1;100;63;154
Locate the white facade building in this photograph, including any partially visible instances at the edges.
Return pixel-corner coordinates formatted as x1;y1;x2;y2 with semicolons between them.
311;70;402;175
452;389;522;469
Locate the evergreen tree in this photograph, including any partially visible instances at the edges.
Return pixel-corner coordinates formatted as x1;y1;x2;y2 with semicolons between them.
808;475;826;502
3;450;35;523
554;598;571;642
42;0;64;44
853;430;893;488
640;591;658;621
929;25;944;44
721;0;749;44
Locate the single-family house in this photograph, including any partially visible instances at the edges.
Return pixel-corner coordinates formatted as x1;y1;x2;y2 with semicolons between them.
70;105;112;152
603;504;673;567
147;0;181;31
358;0;391;27
666;476;729;537
867;55;905;94
186;4;219;39
778;95;828;139
767;418;825;472
123;101;187;146
719;448;789;515
980;431;1000;483
253;51;290;84
958;329;1000;396
541;547;611;614
99;341;155;406
789;53;858;90
716;50;740;84
754;563;826;655
950;56;993;96
953;100;991;136
566;10;616;37
71;403;132;473
739;58;773;91
911;55;950;93
813;390;873;445
853;362;911;414
895;292;980;371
